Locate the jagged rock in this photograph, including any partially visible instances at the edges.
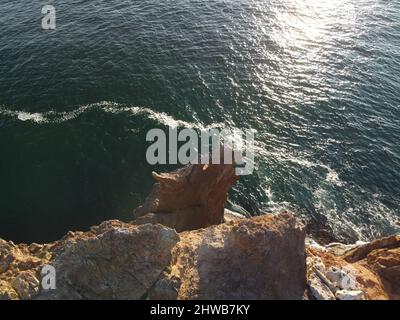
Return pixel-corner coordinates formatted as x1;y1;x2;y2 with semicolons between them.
132;163;238;232
148;212;306;300
364;248;400;299
335;289;364;300
0;280;18;300
0;238;52;300
342;235;400;299
306;235;400;300
308;274;336;300
11;271;40;300
1;213;307;300
0;243;14;273
306;238;327;253
344;235;400;263
37;222;180;300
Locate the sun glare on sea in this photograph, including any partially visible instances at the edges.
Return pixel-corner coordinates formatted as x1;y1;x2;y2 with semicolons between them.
271;0;357;49
247;0;359;106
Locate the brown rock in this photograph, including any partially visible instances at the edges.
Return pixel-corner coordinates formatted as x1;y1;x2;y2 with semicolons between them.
148;212;307;300
362;247;400;299
344;235;400;263
1;161;397;301
306;247;384;300
132;163;238;232
11;271;40;300
0;238;52;300
0;280;19;300
37;223;180;300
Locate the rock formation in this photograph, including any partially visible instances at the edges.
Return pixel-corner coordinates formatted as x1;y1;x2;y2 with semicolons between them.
0;212;306;300
306;235;400;300
0;163;399;300
133;163;238;232
0;239;52;300
344;235;400;299
38;222;180;300
148;212;306;300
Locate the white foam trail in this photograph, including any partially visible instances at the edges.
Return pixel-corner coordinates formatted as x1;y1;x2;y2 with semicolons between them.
0;101;225;130
17;112;45;123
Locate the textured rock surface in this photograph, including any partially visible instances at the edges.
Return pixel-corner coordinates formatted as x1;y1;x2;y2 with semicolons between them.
308;275;336;300
1;216;399;300
133;163;238;232
149;212;307;300
0;221;180;300
0;213;307;300
344;235;400;263
38;221;180;300
344;235;400;299
0;162;399;300
306;235;400;300
0;239;52;300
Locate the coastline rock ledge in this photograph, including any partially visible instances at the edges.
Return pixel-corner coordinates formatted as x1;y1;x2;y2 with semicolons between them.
0;163;399;300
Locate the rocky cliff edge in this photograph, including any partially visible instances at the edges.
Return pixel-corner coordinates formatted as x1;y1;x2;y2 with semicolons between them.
0;163;399;300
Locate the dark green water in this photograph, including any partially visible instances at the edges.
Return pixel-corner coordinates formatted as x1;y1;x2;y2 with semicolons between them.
1;0;399;243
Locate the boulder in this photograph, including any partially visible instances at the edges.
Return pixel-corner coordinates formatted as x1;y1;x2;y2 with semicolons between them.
325;266;357;290
342;235;400;299
148;212;307;300
37;222;180;300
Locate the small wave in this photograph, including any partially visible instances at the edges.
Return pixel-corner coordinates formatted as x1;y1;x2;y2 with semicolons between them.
256;147;344;186
254;147;400;241
313;185;400;241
